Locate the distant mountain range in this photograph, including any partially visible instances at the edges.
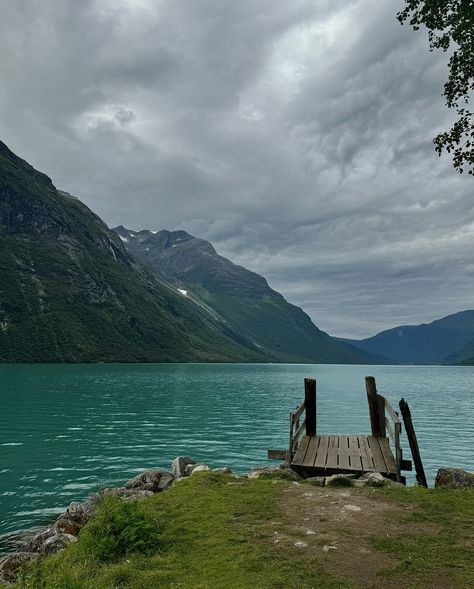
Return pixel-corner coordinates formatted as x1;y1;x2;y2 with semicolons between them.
0;140;373;364
341;310;474;365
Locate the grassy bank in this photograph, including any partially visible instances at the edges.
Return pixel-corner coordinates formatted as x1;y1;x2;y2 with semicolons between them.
4;472;473;588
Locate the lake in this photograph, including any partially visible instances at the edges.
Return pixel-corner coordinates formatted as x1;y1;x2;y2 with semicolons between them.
1;363;473;539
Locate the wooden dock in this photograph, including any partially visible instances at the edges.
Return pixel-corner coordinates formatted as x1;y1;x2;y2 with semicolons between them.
268;376;426;485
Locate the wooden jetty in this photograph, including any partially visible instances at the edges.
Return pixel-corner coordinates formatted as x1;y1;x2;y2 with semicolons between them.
268;376;426;485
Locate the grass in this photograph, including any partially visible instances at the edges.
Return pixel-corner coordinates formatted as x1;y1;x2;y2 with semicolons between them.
9;473;349;589
371;485;474;588
2;473;473;588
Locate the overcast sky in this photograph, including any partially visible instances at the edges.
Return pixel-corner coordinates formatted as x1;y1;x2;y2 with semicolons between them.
2;0;473;338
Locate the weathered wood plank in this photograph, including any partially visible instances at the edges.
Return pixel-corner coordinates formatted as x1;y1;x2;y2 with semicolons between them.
348;436;362;471
338;436;351;470
302;435;319;467
367;436;389;472
384;398;401;424
399;399;428;488
292;435;310;465
313;435;329;468
379;437;397;473
358;436;376;471
292;400;306;421
268;449;287;460
293;419;306;444
325;435;339;469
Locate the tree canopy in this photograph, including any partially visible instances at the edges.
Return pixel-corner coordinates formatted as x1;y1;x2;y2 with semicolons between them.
397;0;474;175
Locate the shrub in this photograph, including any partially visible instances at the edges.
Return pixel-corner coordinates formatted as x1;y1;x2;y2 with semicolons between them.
79;495;163;562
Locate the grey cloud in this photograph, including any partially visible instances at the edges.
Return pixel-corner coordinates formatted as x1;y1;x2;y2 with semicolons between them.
1;0;473;338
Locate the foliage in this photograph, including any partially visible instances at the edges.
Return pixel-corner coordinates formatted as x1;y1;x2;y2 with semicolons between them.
397;1;474;174
79;495;164;562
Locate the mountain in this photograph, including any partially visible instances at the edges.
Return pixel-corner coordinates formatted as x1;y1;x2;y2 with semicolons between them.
113;226;377;364
341;310;474;364
0;140;272;363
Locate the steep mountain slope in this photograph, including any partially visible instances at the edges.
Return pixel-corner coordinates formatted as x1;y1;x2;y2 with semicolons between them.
342;310;474;364
0;141;268;363
114;226;377;364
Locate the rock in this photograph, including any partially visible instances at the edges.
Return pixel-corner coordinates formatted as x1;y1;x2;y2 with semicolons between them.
325;474;356;487
0;552;39;583
212;467;232;474
39;533;77;555
125;469;175;492
54;516;82;536
294;541;308;548
171;456;196;478
65;500;93;526
248;467;300;480
304;476;326;487
24;527;57;553
322;545;337;552
435;468;474;489
354;472;404;488
187;463;211;476
344;504;362;512
102;487;155;500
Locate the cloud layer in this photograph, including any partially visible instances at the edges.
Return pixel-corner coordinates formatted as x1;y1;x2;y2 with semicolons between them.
2;0;473;337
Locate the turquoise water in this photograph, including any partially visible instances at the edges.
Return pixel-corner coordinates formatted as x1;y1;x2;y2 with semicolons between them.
1;363;473;538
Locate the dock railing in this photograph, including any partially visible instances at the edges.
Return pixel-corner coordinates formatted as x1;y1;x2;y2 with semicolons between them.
365;376;404;482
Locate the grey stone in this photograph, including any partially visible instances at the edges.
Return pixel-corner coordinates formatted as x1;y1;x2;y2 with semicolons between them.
65;500;93;526
102;486;154;500
304;476;326;487
54;516;82;536
171;456;196;478
24;527;57;553
39;533;77;555
0;552;39;583
125;469;175;492
248;467;301;480
212;467;232;474
435;468;474;489
187;463;211;475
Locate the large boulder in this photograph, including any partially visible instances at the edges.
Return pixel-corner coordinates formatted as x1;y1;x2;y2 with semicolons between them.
39;533;77;556
54;516;82;536
171;456;196;478
435;468;474;489
65;500;94;526
125;469;175;492
248;467;300;481
0;552;39;583
102;486;154;501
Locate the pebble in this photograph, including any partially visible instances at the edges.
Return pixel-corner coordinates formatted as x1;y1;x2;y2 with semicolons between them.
294;541;308;548
344;504;362;512
323;545;337;552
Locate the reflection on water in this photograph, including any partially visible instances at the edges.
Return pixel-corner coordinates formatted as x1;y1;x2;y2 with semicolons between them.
0;363;473;536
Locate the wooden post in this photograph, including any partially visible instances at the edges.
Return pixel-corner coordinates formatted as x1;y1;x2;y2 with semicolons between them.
304;378;316;436
399;399;428;488
365;376;384;437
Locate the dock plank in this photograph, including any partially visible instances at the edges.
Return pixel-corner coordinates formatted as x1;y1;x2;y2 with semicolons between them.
338;436;351;470
358;436;376;471
314;435;329;468
379;437;397;473
367;436;389;473
348;436;362;471
292;435;310;465
302;435;320;468
325;435;339;469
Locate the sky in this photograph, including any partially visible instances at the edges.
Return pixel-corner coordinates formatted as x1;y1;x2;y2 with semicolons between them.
1;0;473;338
